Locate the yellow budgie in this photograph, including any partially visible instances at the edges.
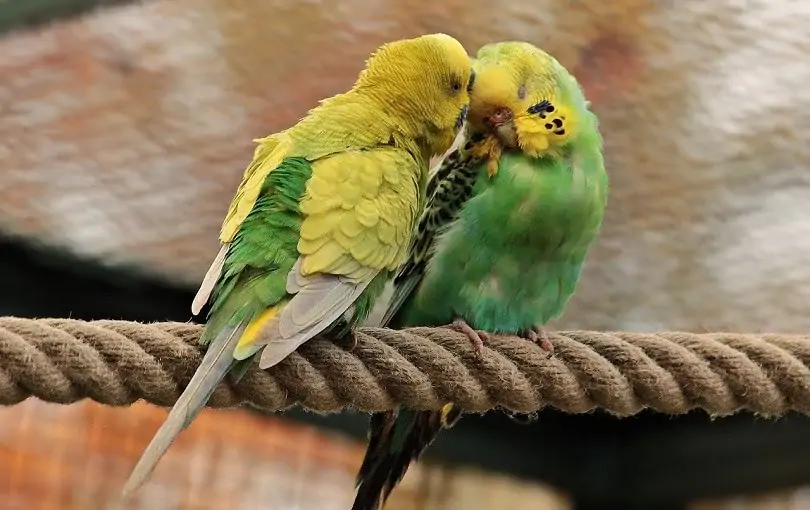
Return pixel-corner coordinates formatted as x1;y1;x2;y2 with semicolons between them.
121;33;474;497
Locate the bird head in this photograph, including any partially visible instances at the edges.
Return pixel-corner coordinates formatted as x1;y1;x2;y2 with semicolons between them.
464;41;591;176
355;33;475;157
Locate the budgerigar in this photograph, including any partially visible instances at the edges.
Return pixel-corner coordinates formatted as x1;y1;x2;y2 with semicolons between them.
352;41;608;510
120;33;474;496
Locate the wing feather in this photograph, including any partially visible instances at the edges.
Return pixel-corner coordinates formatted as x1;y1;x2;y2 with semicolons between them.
252;147;425;368
297;148;422;280
190;135;291;315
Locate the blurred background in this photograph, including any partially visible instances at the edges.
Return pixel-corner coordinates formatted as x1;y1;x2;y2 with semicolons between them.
2;0;810;508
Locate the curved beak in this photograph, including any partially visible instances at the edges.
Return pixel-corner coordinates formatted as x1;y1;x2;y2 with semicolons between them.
485;107;518;148
485;107;513;128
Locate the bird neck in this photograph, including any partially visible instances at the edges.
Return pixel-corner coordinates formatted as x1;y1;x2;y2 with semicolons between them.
352;87;449;160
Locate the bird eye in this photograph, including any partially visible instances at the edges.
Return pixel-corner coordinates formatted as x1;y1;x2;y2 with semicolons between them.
451;80;461;93
467;69;476;94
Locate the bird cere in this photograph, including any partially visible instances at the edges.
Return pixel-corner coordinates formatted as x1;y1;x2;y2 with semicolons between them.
119;36;608;510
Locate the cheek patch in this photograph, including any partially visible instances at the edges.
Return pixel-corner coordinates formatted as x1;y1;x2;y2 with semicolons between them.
528;100;568;137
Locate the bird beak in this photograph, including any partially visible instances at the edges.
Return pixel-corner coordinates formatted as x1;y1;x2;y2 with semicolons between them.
485;108;518;148
484;107;513;128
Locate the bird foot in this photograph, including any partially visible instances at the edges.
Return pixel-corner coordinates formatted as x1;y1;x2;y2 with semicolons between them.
522;326;554;356
449;319;490;357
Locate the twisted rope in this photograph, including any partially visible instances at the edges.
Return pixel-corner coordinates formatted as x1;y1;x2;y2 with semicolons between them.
0;317;808;417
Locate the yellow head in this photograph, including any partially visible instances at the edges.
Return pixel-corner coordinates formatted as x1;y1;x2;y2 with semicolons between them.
355;33;474;157
465;41;591;175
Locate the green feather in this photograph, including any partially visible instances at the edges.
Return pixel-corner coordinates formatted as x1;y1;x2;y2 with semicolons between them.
201;157;313;347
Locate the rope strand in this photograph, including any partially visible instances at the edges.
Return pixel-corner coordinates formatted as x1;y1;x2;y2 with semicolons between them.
0;317;808;417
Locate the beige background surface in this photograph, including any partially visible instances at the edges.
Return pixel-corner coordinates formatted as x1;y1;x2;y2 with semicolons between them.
3;0;809;335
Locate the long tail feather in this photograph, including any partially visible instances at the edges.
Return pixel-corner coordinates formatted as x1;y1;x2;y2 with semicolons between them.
120;321;246;497
352;405;461;510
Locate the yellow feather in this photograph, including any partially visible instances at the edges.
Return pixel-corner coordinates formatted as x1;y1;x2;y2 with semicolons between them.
369;245;391;269
301;240;346;275
300;195;342;216
381;163;401;185
392;243;409;269
234;300;289;360
296;148;422;282
335;258;365;276
376;219;396;245
354;201;381;227
306;173;336;199
323;254;354;275
299;212;343;241
339;214;365;238
395;217;411;246
350;234;378;261
359;168;384;191
331;226;352;249
297;236;329;254
340;182;364;207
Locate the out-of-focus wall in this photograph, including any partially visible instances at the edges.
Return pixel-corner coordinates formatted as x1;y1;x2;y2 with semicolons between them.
0;399;805;509
0;400;571;509
3;0;810;334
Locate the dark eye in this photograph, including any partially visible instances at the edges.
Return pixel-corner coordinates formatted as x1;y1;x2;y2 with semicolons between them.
451;80;461;93
467;69;476;94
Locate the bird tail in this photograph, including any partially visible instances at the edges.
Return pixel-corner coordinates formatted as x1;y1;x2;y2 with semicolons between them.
352;404;462;510
120;320;247;497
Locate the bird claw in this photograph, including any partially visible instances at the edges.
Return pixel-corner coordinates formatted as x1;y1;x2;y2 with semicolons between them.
449;319;490;357
523;326;554;356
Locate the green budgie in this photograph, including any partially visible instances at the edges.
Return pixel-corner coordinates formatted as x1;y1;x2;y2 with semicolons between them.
352;41;609;510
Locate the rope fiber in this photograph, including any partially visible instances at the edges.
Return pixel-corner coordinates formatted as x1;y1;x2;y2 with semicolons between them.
0;317;808;417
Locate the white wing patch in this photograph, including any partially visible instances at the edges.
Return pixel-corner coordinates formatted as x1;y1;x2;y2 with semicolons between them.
191;244;229;316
